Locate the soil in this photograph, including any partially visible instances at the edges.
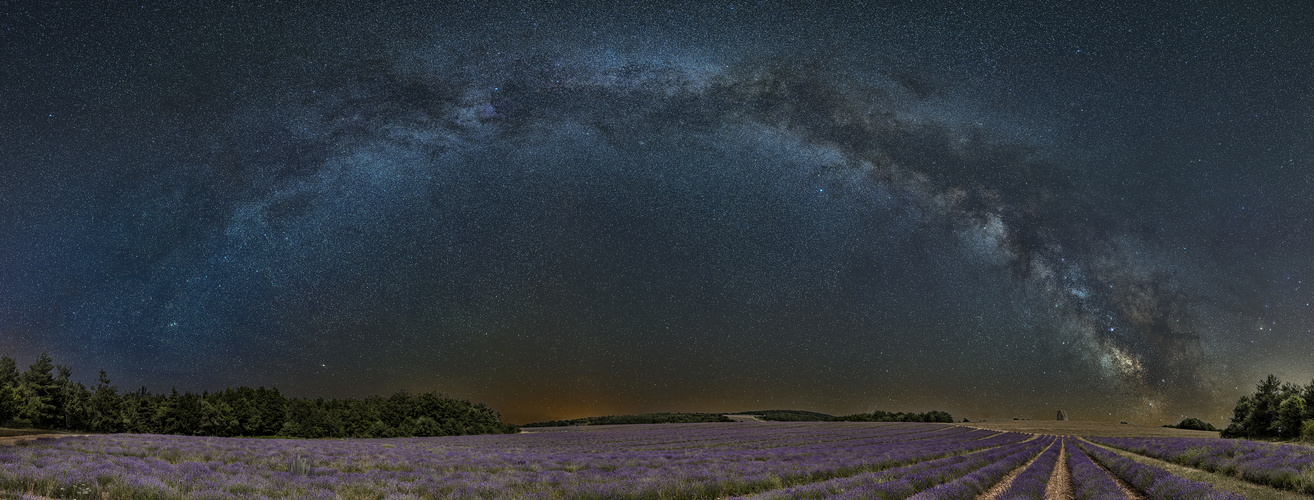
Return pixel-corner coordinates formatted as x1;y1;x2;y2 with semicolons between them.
0;434;81;447
1044;440;1074;500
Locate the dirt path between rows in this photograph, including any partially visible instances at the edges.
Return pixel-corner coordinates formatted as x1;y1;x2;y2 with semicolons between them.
1044;440;1074;500
977;438;1055;500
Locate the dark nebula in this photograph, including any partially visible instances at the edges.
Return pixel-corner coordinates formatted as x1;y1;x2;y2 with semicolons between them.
2;3;1312;424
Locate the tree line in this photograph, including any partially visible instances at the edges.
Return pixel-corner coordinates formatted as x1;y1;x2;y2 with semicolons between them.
0;353;517;437
1222;374;1314;440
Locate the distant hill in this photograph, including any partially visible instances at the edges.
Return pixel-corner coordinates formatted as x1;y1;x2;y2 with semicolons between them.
524;412;733;427
736;410;836;421
526;408;954;427
741;409;954;423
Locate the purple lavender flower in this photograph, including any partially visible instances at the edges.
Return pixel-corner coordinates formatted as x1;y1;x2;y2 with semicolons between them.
994;436;1062;500
1088;435;1314;494
1067;437;1128;500
1077;440;1246;500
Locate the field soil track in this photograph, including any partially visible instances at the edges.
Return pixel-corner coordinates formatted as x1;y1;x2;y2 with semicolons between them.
0;434;85;447
1044;440;1074;500
954;420;1220;438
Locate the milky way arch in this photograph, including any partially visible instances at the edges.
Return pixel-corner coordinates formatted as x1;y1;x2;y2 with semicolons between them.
210;47;1219;416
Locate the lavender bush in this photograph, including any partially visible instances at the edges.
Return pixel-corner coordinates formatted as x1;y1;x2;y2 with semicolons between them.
1077;441;1246;500
0;422;1026;499
1089;435;1314;494
0;423;1271;499
905;435;1056;500
738;434;1044;499
994;436;1062;500
1066;438;1127;500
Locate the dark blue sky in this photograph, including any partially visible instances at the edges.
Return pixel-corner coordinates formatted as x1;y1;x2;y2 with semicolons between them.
2;2;1311;424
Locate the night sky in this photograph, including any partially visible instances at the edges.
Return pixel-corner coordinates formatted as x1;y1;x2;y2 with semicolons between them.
2;2;1312;425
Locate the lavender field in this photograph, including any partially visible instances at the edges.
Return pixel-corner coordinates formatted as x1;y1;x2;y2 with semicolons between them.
1088;435;1314;494
0;422;1306;499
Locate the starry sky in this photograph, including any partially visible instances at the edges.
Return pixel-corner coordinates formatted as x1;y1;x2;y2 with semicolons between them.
2;2;1312;425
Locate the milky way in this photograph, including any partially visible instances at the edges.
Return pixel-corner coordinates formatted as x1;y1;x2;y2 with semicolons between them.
2;3;1312;424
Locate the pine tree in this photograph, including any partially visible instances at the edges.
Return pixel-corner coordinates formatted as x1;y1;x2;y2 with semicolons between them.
0;355;19;424
20;353;59;428
1243;374;1282;437
90;370;123;432
0;356;18;386
0;384;20;424
55;364;75;429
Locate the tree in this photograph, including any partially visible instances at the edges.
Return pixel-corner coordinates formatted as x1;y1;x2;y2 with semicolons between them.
1303;380;1314;422
0;384;21;424
281;399;340;438
0;353;517;437
124;388;159;433
1248;375;1282;435
0;356;18;386
0;355;19;423
261;388;287;435
1222;395;1253;437
1277;394;1306;438
89;370;124;433
55;364;84;430
162;389;209;435
1224;375;1314;440
20;353;59;427
1171;417;1217;431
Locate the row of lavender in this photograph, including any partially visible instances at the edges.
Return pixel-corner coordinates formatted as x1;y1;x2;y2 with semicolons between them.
0;423;1029;499
737;435;1056;499
1073;440;1245;500
1066;437;1128;500
993;435;1061;499
1;423;1294;499
1088;435;1314;494
740;434;1247;500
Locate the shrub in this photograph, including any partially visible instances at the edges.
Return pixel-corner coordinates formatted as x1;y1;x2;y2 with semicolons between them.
1301;419;1314;442
1171;417;1217;431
